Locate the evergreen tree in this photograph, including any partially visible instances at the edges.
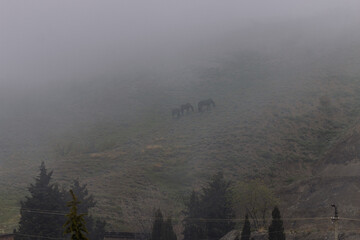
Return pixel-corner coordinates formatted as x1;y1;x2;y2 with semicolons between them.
164;218;177;240
240;214;251;240
67;179;106;240
69;179;96;214
64;190;89;240
17;162;66;240
268;207;285;240
151;209;177;240
202;172;236;240
151;209;165;240
182;191;205;240
182;172;235;240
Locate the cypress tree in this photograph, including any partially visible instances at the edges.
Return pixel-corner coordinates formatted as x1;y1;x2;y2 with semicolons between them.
241;214;251;240
268;207;285;240
68;179;106;240
17;162;66;240
164;217;177;240
64;190;89;240
151;209;177;240
151;209;165;240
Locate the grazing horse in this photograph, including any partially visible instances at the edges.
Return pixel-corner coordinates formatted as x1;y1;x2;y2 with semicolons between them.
172;108;181;118
181;103;194;115
198;98;215;112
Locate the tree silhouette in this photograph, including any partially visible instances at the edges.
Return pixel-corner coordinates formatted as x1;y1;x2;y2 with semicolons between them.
163;217;177;240
241;214;251;240
268;207;285;240
68;179;106;240
17;162;66;240
183;172;235;240
182;191;205;240
64;190;89;240
202;172;235;239
151;209;164;240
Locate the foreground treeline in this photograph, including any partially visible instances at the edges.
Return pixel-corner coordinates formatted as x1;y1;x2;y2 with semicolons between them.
14;162;106;240
13;163;285;240
151;172;285;240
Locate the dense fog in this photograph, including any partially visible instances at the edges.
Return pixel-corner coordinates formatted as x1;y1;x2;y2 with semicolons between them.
2;0;360;236
0;0;359;150
1;0;360;87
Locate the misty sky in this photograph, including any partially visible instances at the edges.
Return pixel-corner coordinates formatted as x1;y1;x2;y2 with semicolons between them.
1;0;360;92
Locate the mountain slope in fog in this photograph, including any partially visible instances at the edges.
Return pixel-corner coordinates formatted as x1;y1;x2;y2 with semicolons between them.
45;48;360;230
2;30;360;234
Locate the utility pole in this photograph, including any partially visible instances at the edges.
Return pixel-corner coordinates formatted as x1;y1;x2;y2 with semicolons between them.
331;204;339;240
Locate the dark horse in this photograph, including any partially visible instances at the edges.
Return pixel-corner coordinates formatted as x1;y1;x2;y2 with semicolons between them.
198;98;215;112
172;108;181;118
181;103;194;115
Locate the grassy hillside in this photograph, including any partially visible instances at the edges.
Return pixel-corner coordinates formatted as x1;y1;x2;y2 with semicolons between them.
50;53;360;230
2;47;360;233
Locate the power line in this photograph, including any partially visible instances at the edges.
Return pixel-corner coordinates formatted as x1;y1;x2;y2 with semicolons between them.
3;205;360;222
16;233;65;240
